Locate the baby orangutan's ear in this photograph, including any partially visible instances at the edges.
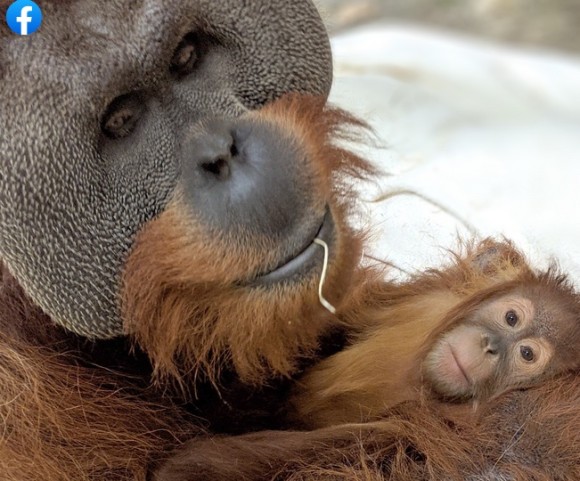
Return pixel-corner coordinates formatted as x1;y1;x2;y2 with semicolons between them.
471;239;527;278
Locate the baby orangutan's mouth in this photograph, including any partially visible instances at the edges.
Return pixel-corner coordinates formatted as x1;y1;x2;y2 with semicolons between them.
449;347;471;387
254;209;335;286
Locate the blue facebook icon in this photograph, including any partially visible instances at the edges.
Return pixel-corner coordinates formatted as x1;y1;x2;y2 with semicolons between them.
6;0;42;36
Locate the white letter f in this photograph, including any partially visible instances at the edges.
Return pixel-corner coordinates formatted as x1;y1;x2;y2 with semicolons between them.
16;6;33;36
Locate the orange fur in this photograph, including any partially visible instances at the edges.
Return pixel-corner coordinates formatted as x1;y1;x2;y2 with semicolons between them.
154;374;580;481
0;266;197;481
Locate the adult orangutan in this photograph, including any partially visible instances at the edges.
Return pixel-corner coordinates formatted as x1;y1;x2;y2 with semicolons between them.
0;2;378;479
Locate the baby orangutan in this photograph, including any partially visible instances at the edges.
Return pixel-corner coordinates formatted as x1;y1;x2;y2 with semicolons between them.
290;240;580;428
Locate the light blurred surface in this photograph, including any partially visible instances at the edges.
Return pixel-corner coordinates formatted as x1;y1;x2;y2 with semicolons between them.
321;7;580;284
318;0;580;54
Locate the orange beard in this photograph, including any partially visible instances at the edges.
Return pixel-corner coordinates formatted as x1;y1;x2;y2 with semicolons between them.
122;95;378;386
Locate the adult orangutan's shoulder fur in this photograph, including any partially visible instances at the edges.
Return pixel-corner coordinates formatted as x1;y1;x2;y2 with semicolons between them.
0;265;197;481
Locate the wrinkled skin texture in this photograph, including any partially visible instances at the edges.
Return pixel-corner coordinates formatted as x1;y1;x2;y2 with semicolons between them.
0;0;332;338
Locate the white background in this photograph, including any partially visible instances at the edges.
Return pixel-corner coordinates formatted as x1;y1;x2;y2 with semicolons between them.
329;24;580;284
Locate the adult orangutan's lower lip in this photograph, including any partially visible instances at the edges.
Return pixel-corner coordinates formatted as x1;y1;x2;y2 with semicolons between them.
254;209;334;285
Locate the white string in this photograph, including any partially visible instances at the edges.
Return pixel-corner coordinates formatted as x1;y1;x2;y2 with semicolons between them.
374;189;479;236
313;238;337;314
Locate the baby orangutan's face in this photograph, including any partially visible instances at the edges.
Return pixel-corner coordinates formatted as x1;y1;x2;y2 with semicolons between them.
423;292;556;400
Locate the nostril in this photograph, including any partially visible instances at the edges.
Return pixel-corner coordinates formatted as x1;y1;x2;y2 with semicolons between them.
230;142;239;158
481;334;498;355
481;334;489;348
202;157;230;180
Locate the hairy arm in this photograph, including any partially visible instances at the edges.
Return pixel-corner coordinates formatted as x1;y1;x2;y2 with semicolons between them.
152;374;580;481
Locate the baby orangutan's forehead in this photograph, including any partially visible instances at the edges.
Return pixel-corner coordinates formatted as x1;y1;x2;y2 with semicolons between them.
489;295;535;317
475;294;535;327
489;281;576;324
518;281;579;334
536;300;580;345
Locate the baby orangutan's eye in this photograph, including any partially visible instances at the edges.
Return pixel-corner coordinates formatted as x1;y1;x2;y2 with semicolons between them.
520;345;535;362
505;310;518;327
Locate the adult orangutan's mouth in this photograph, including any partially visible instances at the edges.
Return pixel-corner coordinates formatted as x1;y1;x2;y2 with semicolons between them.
254;209;334;285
